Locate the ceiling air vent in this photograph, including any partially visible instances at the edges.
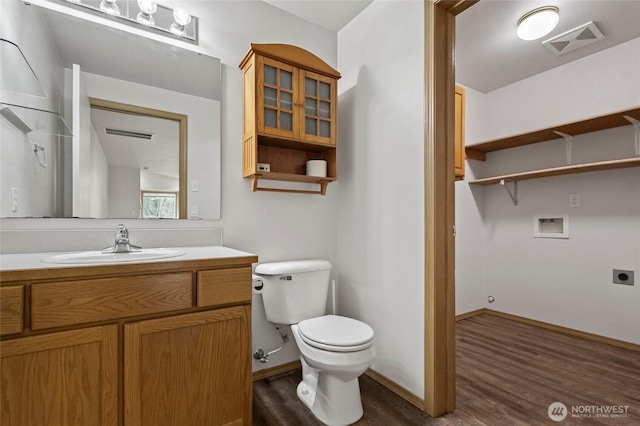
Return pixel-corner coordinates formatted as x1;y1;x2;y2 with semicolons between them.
542;21;604;55
105;128;153;139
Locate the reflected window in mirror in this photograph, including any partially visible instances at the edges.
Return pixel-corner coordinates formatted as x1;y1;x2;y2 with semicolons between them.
142;191;177;219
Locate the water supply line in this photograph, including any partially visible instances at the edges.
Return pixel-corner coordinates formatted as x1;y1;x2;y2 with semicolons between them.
253;325;289;363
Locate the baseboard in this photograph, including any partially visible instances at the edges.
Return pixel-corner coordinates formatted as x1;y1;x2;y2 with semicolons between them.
252;360;301;382
252;361;425;410
364;369;424;410
482;309;640;353
455;308;488;321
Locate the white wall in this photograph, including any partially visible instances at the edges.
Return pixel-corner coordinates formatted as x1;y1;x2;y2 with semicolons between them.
88;123;109;218
455;86;487;314
337;0;425;398
108;165;140;218
456;38;640;344
201;0;340;375
140;171;179;192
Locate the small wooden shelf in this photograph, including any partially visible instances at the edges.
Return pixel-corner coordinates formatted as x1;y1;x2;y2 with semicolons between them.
249;172;335;195
466;107;640;161
469;157;640;185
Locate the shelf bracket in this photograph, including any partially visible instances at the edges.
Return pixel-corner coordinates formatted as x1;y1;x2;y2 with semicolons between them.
553;131;573;165
623;115;640;156
499;179;518;206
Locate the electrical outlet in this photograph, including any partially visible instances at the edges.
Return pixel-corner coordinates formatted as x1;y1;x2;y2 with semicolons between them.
613;269;634;286
569;194;580;207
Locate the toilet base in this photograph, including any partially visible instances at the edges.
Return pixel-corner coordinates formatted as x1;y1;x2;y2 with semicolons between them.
296;362;364;426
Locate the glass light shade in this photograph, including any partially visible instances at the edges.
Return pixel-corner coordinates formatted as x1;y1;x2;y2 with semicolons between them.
517;6;559;41
137;0;157;25
99;0;120;15
170;6;191;36
173;6;192;26
137;0;157;15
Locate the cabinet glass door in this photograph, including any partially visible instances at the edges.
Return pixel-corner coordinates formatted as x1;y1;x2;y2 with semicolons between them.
303;70;335;144
260;58;296;137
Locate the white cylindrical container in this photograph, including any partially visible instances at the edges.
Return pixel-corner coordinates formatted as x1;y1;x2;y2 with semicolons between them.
306;160;327;177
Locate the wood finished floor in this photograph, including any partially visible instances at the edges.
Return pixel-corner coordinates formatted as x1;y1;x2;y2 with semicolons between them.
253;314;640;425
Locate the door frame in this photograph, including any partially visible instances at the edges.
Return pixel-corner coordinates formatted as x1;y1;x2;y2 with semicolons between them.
424;0;479;417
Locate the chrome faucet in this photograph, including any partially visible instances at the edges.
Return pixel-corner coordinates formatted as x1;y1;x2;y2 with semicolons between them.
103;224;141;253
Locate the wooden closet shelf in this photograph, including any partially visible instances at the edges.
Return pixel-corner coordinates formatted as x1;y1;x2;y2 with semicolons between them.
466;106;640;161
469;157;640;185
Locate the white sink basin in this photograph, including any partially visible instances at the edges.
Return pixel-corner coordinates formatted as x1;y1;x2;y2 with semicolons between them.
41;248;186;265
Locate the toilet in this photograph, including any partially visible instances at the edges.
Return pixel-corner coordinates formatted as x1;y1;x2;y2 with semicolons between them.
254;259;375;426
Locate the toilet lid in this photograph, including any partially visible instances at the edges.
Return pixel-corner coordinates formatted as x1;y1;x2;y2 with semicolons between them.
298;315;374;352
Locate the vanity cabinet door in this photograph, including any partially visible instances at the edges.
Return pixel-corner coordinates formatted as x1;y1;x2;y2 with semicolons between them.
0;325;118;426
124;306;251;426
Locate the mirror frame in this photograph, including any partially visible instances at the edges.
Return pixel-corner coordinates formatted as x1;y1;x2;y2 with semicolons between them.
89;97;188;219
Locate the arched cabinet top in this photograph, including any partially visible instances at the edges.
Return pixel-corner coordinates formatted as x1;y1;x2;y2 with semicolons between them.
240;43;341;79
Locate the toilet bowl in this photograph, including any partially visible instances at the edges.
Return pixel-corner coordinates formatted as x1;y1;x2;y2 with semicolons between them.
254;259;376;426
291;315;375;426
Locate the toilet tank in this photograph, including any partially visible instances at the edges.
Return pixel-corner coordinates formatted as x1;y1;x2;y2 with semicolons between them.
254;259;332;324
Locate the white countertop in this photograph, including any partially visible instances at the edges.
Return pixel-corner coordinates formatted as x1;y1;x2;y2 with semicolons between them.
0;246;257;271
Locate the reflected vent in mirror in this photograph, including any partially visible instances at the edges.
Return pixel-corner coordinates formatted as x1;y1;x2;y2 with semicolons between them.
105;128;154;139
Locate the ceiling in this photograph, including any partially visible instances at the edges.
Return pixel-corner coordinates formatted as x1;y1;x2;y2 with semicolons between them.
456;0;640;93
91;108;180;179
262;0;373;32
264;0;640;93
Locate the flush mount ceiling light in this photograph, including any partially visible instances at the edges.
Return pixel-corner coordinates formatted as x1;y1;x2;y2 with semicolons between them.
517;6;560;41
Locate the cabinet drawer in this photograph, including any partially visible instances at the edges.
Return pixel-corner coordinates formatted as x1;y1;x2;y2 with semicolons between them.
0;286;24;336
197;267;251;308
32;273;193;330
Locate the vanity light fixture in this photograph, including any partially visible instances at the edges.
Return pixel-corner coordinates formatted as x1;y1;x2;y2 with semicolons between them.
517;6;560;41
56;0;198;44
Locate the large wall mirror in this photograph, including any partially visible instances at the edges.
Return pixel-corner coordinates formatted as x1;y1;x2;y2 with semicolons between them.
0;0;221;219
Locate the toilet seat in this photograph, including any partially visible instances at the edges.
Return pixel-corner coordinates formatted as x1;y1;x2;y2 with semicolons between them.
297;315;374;352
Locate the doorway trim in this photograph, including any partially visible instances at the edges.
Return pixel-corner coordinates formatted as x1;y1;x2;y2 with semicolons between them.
424;0;479;417
89;98;188;219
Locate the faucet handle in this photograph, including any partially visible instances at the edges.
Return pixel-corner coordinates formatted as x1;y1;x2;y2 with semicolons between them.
115;224;129;242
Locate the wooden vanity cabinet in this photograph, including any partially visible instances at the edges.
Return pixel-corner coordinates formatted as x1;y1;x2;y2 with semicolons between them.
240;44;340;194
0;256;257;426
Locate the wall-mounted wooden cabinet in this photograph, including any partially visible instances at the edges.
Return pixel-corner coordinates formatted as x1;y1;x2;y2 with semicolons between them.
240;44;340;195
1;255;257;426
455;85;466;180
